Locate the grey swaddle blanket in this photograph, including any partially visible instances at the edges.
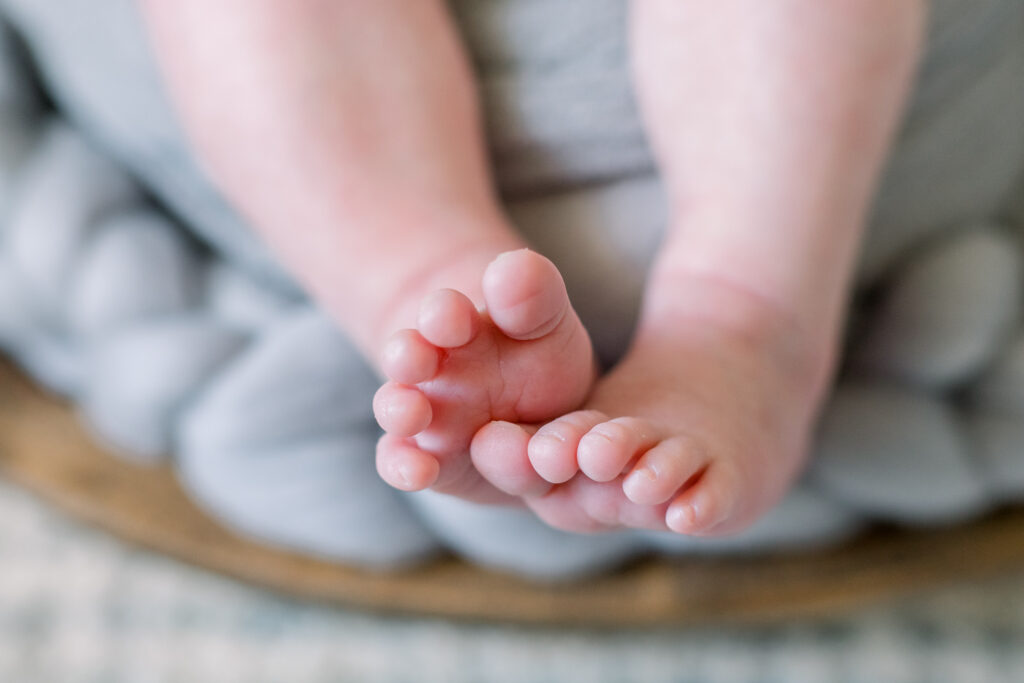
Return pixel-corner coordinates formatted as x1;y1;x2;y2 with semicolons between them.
0;0;1023;580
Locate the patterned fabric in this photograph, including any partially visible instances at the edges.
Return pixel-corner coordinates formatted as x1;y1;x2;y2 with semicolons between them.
2;480;1024;683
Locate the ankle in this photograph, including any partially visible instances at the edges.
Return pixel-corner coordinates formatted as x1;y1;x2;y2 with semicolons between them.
638;263;838;403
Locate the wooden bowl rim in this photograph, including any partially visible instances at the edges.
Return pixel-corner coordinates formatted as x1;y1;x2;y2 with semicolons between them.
2;360;1022;627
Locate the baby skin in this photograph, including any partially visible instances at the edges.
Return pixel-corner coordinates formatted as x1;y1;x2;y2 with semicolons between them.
373;249;595;501
383;254;822;533
143;1;925;534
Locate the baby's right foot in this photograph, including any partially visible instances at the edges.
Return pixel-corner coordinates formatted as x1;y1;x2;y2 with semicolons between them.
473;273;834;535
373;249;595;501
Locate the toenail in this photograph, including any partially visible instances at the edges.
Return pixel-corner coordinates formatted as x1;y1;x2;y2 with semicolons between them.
623;466;660;502
395;458;428;491
667;503;698;533
528;436;561;465
686;503;700;526
534;432;566;447
627;466;658;485
493;248;529;264
396;462;414;488
585;429;617;447
382;398;404;423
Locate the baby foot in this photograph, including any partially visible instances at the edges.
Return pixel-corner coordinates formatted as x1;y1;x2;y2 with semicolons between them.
475;278;831;535
373;249;595;500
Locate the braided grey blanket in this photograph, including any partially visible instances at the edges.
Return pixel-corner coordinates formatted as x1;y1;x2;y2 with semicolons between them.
0;0;1023;579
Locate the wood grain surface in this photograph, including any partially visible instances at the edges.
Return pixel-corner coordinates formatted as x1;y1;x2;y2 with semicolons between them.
1;359;1022;626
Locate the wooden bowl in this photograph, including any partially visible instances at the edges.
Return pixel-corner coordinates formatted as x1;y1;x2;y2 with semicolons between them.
2;359;1023;626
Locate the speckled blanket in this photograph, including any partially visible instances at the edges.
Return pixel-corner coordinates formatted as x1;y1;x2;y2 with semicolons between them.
6;478;1024;683
0;0;1023;580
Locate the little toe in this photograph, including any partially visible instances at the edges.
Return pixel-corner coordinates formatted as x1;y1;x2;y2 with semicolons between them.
471;421;551;497
577;417;660;482
380;329;440;384
622;434;708;506
375;434;440;491
373;383;432;437
482;249;570;341
418;288;479;348
665;465;737;535
528;410;609;484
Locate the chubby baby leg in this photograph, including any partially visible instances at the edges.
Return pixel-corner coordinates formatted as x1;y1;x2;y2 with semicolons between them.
474;0;926;535
142;1;599;502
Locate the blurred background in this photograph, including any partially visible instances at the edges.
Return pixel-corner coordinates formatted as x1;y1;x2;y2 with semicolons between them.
3;474;1024;683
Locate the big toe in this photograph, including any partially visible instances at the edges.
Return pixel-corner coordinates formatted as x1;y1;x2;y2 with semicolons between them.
482;249;571;341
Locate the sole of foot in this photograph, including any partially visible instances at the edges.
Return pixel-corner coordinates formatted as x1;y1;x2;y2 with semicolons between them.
373;249;596;501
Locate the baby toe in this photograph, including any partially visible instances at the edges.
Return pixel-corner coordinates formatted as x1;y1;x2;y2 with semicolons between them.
471;421;551;497
482;249;569;341
665;464;738;535
375;434;440;491
622;434;708;506
418;288;479;348
527;410;608;484
380;329;440;384
578;417;659;482
373;382;432;437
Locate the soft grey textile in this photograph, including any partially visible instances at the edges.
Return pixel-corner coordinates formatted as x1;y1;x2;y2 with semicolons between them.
0;0;1023;580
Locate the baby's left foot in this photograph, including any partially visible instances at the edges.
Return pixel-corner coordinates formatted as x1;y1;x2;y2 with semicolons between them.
475;280;832;535
373;249;595;501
